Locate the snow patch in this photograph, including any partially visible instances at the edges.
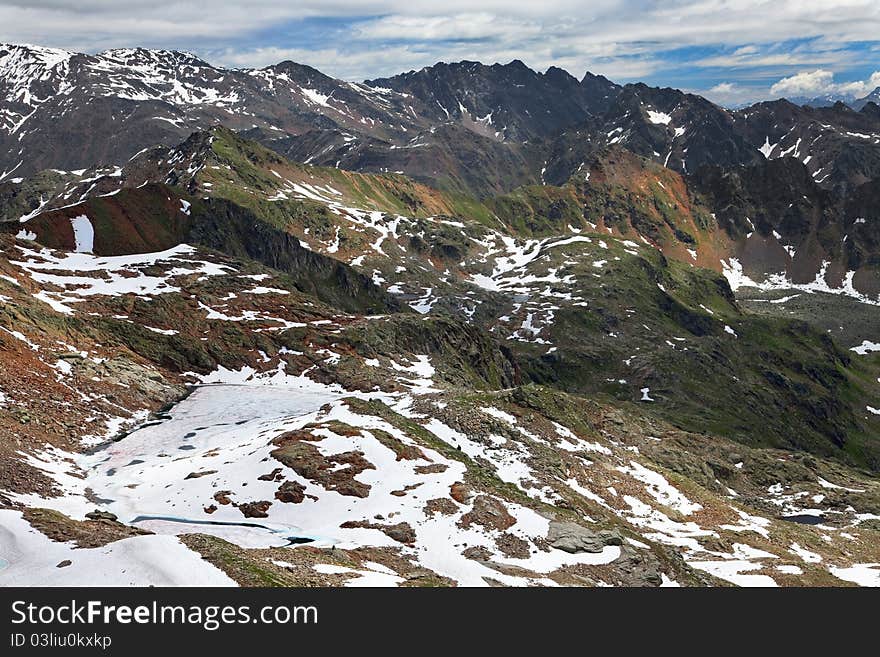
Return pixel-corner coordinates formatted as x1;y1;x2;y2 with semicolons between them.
70;215;94;253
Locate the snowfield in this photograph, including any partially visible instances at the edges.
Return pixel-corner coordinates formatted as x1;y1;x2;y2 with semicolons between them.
7;379;624;586
0;510;235;586
11;244;232;314
4;363;877;587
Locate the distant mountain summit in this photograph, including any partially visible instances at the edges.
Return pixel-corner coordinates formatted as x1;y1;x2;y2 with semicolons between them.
852;86;880;110
365;59;620;141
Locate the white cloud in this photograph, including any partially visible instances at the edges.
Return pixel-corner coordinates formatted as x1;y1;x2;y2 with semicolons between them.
770;69;836;96
694;50;853;71
354;12;543;42
699;82;743;106
838;71;880;97
709;82;736;94
692;82;764;107
770;69;880;98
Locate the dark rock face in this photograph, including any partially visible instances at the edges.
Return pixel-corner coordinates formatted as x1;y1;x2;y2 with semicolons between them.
367;59;620;142
459;495;517;531
859;100;880;119
275;481;306;504
0;44;417;178
690;156;880;292
600;84;763;174
338;520;416;544
85;510;118;522
732;99;880;193
0;46;621;197
271;431;376;499
187;197;398;315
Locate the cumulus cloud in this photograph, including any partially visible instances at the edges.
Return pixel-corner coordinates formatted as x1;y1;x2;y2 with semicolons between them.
693;82;763;108
699;82;739;104
709;83;736;94
770;69;880;99
838;71;880;97
770;69;837;96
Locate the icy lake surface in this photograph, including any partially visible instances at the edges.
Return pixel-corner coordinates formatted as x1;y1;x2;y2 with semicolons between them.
80;384;342;547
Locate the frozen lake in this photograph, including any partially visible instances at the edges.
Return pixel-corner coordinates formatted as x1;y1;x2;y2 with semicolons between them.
80;384;343;547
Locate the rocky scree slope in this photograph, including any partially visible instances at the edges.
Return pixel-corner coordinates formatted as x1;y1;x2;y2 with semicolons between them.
4;127;880;469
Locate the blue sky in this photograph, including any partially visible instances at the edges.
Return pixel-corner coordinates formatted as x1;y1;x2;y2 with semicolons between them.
2;1;879;106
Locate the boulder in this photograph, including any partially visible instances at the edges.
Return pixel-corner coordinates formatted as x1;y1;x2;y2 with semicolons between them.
85;510;118;522
547;521;606;553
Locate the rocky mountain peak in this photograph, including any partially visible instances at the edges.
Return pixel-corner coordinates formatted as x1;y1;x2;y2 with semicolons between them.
98;47;211;68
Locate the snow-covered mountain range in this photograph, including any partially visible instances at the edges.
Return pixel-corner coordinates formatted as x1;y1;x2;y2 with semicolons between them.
3;43;879;198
